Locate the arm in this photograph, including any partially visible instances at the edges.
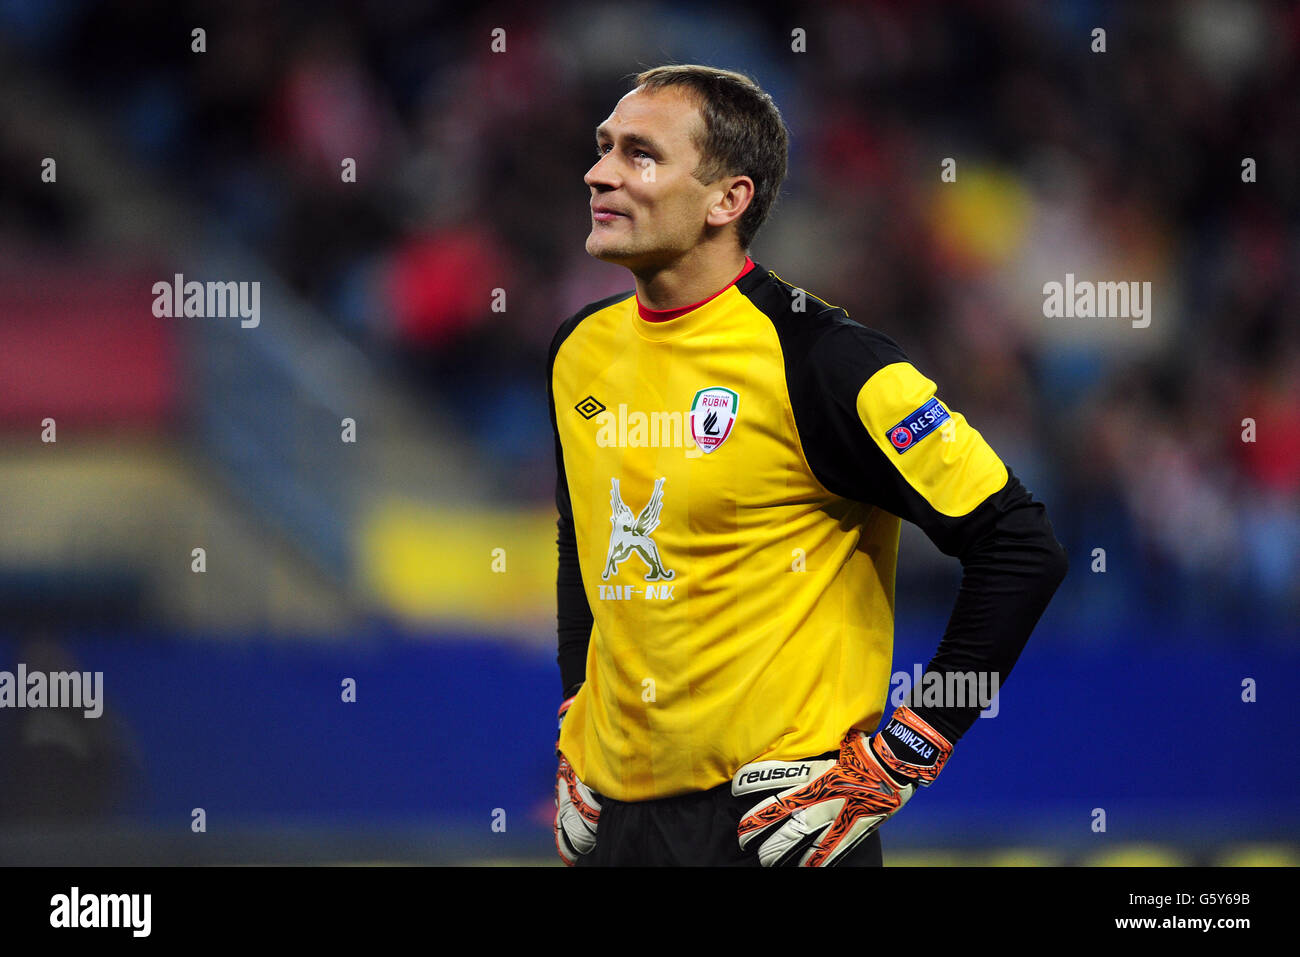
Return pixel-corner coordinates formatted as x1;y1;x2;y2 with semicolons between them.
823;325;1068;742
905;477;1068;742
548;324;593;700
554;442;591;699
548;322;601;865
736;318;1067;865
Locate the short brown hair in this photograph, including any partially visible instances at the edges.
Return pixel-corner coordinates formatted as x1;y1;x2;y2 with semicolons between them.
632;64;789;251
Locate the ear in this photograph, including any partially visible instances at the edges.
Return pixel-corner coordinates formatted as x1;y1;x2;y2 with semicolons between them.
706;175;755;229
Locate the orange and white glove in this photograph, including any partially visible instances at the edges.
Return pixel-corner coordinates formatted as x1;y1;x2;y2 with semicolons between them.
554;693;602;866
734;706;953;866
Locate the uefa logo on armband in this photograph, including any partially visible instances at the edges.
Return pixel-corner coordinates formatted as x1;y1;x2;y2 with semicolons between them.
885;398;950;454
889;425;914;450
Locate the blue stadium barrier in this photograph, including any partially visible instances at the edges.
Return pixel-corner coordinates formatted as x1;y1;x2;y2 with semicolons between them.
2;616;1294;855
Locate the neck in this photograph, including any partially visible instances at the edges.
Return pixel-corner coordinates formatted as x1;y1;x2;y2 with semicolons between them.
631;245;748;311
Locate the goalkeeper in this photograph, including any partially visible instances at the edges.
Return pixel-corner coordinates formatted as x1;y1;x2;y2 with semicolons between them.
549;65;1068;866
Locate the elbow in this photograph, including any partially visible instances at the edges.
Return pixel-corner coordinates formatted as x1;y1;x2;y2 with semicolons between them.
966;499;1069;590
1044;535;1069;591
1033;509;1070;592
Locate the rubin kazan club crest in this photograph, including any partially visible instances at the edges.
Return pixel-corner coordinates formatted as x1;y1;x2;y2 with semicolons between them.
689;386;739;453
603;477;675;582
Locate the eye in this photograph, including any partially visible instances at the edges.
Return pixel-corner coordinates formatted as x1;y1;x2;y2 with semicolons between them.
594;144;654;161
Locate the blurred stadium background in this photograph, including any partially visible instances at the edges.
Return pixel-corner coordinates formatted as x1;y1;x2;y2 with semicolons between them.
0;0;1296;865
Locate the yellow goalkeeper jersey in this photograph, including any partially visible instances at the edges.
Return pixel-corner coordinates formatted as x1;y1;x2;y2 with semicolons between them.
549;259;1017;801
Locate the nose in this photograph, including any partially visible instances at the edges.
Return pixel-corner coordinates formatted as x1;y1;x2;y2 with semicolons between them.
584;151;620;191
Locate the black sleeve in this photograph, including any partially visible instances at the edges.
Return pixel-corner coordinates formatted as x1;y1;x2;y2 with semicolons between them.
788;316;1069;744
549;322;593;700
904;470;1068;743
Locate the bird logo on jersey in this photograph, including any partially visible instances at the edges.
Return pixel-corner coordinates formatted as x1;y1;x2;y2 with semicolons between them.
602;477;676;582
689;386;739;453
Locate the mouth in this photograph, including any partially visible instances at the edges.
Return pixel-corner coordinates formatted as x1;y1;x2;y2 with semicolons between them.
591;206;629;222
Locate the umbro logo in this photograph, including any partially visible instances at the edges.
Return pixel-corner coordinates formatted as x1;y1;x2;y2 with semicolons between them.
575;395;606;419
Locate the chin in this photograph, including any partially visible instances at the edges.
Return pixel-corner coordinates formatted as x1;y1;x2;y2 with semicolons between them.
587;240;634;264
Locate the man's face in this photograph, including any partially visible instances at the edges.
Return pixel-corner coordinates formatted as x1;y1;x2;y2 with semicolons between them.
585;86;722;268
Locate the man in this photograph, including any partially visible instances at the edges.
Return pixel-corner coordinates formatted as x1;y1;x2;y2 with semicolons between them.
548;65;1068;866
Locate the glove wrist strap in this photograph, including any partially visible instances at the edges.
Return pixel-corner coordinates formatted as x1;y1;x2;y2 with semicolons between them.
558;695;576;724
870;705;953;786
556;694;578;757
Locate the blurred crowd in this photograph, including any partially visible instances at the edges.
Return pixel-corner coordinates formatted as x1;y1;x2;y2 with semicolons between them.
1;0;1296;629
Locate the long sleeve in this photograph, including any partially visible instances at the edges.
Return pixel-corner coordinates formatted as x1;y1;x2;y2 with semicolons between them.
555;437;592;699
904;471;1068;742
788;316;1069;743
549;321;594;699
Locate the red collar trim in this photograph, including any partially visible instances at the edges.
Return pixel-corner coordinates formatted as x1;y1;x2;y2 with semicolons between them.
636;257;755;322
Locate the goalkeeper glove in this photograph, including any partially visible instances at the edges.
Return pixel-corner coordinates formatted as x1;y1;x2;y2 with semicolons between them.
554;691;602;866
734;706;953;866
